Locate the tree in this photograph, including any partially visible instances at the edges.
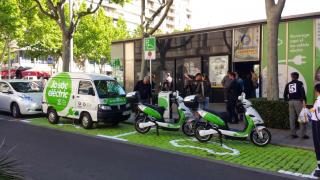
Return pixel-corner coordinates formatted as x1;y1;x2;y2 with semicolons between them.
20;2;61;61
0;0;24;63
138;0;174;79
74;9;130;72
265;0;286;100
33;0;127;72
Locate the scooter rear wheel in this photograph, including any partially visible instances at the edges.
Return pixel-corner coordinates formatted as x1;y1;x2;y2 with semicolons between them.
182;120;195;136
195;124;212;143
135;116;151;134
250;128;271;147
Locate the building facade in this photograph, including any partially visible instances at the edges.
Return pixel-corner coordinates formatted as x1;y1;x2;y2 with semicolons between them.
111;12;320;104
99;0;191;33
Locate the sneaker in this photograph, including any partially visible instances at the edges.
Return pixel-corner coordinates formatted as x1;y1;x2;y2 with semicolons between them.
291;135;298;139
314;169;320;177
302;135;309;139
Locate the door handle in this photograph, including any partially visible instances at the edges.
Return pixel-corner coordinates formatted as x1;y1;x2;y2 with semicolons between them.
72;95;80;99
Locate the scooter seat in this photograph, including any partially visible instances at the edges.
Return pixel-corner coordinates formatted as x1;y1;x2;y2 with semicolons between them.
143;103;166;117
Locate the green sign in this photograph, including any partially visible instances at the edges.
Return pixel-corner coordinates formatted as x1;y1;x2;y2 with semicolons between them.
262;20;314;104
144;37;156;52
45;73;72;112
103;97;126;105
111;58;121;68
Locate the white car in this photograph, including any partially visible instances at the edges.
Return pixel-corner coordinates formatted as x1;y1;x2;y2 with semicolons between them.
0;79;43;118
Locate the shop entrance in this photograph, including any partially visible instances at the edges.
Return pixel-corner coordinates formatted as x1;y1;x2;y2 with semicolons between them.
233;62;260;98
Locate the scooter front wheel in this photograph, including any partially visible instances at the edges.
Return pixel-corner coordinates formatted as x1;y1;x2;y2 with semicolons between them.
135;116;151;134
182;120;195;137
195;124;212;143
250;128;271;147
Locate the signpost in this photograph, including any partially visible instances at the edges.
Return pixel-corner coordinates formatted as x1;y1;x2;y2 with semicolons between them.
144;37;156;84
47;56;53;75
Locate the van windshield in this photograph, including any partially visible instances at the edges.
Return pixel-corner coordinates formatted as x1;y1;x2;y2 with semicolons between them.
94;80;125;98
10;81;43;93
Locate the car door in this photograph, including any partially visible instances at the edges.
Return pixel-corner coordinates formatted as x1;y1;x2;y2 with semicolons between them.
0;82;13;111
75;81;96;118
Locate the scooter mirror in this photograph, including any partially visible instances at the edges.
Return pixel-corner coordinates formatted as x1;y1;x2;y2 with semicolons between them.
126;91;137;98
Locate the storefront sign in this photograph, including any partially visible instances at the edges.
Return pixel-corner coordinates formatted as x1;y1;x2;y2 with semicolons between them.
233;26;260;62
315;19;320;83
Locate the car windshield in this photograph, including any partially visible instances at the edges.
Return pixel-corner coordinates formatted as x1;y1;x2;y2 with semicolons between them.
94;80;125;98
10;81;43;93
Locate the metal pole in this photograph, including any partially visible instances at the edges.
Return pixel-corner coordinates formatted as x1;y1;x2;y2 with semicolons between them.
69;0;73;72
150;58;152;104
8;44;10;79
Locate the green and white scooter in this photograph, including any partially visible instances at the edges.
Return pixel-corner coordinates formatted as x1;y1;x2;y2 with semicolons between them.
194;93;271;147
134;91;197;136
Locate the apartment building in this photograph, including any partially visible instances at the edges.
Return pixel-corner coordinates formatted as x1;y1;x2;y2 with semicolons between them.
100;0;192;33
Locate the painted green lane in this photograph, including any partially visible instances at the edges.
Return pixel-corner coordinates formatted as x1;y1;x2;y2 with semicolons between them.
28;118;316;175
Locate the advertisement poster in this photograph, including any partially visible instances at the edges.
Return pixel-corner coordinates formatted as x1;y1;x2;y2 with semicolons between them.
209;56;228;86
261;23;287;98
261;20;314;104
287;19;313;104
233;26;260;62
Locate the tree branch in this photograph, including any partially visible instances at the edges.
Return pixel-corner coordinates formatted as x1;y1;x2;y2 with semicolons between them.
147;0;173;35
33;0;58;20
170;35;194;49
145;2;167;31
71;0;103;35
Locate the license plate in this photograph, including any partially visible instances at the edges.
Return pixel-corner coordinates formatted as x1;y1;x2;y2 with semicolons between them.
122;111;130;116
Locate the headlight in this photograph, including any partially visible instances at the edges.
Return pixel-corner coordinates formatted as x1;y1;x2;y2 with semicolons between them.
18;95;33;102
126;103;130;108
98;104;111;110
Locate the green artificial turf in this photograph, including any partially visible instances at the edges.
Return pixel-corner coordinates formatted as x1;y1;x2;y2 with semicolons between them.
28;118;316;175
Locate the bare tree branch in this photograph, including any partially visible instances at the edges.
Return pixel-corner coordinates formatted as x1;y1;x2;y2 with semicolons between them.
145;2;167;31
148;0;173;35
33;0;58;20
170;35;194;49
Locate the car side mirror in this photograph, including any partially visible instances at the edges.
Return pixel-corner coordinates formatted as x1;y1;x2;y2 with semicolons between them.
88;87;95;96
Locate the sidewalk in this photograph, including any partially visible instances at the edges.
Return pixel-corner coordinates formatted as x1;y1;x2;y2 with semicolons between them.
209;103;314;150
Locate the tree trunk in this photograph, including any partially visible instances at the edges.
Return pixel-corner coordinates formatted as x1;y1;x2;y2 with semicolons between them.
62;33;70;72
267;21;279;100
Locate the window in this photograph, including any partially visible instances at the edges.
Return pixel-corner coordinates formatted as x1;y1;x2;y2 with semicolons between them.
78;81;94;95
0;82;10;93
94;80;125;98
10;82;42;93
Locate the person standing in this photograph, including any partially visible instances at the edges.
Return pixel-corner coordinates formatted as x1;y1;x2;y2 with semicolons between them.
221;71;232;102
203;75;211;109
251;70;259;98
134;76;152;104
227;72;242;123
283;72;308;139
194;73;206;109
311;84;320;177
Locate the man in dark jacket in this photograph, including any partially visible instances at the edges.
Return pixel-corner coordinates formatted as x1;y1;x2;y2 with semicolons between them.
283;72;308;139
227;72;242;123
134;76;152;104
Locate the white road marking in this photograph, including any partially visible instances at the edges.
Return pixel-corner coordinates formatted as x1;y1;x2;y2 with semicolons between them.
278;170;317;179
20;120;31;123
169;138;240;156
97;131;137;142
96;135;128;142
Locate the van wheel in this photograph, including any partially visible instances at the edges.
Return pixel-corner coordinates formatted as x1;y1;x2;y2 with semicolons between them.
48;109;59;124
81;113;93;129
11;103;21;118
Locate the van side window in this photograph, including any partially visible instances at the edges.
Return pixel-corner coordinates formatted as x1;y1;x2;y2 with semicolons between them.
78;81;94;95
0;82;10;93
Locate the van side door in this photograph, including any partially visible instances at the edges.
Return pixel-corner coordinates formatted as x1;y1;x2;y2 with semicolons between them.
75;81;96;119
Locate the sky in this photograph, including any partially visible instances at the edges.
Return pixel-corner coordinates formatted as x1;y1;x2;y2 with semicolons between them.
191;0;320;29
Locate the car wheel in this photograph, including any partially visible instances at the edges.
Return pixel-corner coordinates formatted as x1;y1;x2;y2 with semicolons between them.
48;109;59;124
81;112;93;129
11;103;21;118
